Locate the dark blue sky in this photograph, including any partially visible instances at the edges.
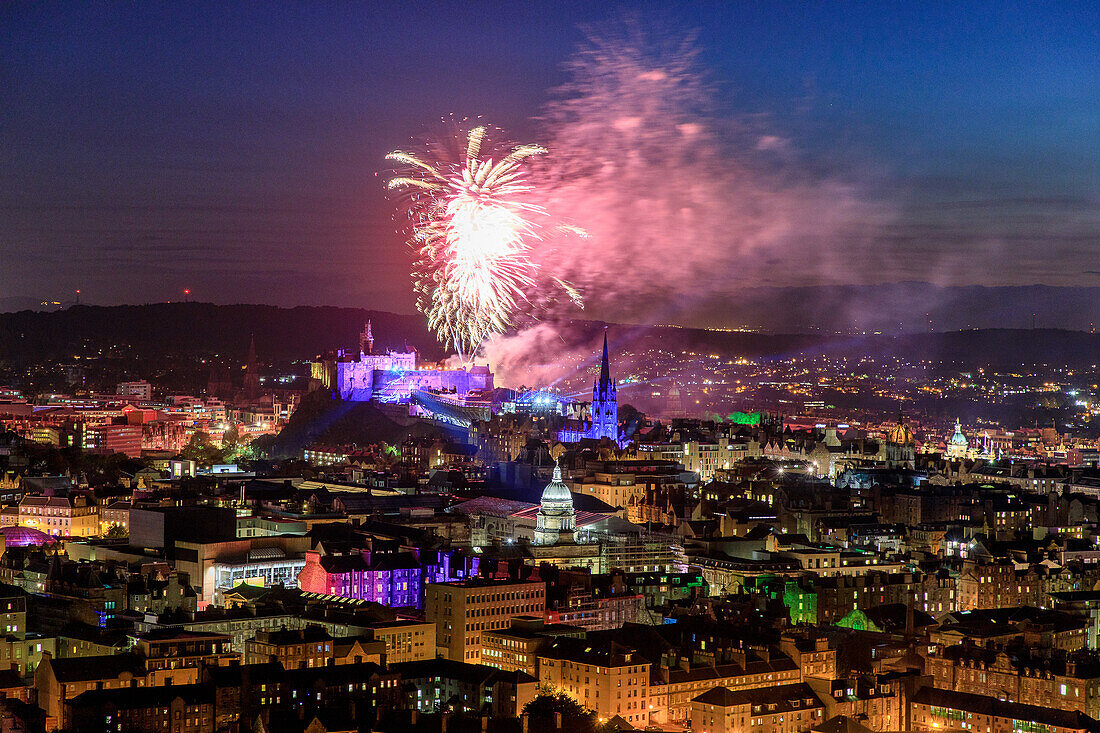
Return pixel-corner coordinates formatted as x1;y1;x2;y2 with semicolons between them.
2;1;1097;315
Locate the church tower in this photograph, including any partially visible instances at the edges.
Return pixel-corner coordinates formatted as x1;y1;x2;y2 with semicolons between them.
535;462;576;545
242;334;260;400
588;330;619;443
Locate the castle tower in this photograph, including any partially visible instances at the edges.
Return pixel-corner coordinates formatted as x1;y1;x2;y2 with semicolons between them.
588;330;619;443
535;462;576;545
360;320;374;356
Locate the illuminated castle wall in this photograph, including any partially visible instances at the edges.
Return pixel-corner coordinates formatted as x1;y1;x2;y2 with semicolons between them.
332;322;493;403
369;365;493;402
335;349;416;401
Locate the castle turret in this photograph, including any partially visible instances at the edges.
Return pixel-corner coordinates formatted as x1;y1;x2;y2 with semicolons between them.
360;320;374;356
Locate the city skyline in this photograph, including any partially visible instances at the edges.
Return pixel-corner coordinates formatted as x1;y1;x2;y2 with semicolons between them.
5;6;1100;732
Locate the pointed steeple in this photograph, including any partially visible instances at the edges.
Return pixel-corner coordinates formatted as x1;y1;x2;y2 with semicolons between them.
598;329;611;389
243;333;260;400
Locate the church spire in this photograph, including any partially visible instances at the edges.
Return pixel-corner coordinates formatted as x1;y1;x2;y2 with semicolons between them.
557;326;620;447
243;333;260;400
599;329;611;390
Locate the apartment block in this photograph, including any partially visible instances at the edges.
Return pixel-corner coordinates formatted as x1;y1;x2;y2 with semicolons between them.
425;578;546;663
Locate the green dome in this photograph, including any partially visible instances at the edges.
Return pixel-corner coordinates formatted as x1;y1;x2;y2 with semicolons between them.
950;420;968;447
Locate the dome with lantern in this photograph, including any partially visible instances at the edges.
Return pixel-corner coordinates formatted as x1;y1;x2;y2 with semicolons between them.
950;420;969;448
535;462;576;545
946;419;970;458
539;463;574;511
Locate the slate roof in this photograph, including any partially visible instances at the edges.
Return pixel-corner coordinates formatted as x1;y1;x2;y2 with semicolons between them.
913;687;1100;732
46;653;145;683
667;656;799;684
317;551;420;574
222;583;271;602
693;682;822;711
68;683;211;710
203;661;285;687
537;636;649;669
812;714;876;733
394;658;535;685
692;686;740;706
0;669;25;690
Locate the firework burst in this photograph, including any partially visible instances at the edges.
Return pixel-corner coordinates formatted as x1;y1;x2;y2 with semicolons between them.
387;125;575;358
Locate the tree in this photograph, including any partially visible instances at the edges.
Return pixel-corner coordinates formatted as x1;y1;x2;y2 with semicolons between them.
222;424;240;448
105;524;128;539
80;452;131;487
522;692;597;733
618;404;642;426
181;430;227;466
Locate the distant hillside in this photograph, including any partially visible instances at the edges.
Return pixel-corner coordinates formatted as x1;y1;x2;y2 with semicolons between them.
0;303;446;364
679;282;1100;333
0;302;1097;376
548;319;1100;370
9;284;1100;334
664;326;1100;369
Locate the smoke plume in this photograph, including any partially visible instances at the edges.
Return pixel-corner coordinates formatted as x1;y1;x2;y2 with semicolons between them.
528;18;890;327
477;17;897;385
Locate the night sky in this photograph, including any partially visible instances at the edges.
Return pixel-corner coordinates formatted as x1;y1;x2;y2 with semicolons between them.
2;2;1098;319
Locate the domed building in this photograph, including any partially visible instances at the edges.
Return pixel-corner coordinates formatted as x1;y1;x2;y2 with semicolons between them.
946;419;969;459
0;525;58;548
665;384;686;419
534;463;575;545
883;416;917;469
887;419;915;446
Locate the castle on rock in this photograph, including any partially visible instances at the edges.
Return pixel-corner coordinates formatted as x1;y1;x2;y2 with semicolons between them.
312;322;493;403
